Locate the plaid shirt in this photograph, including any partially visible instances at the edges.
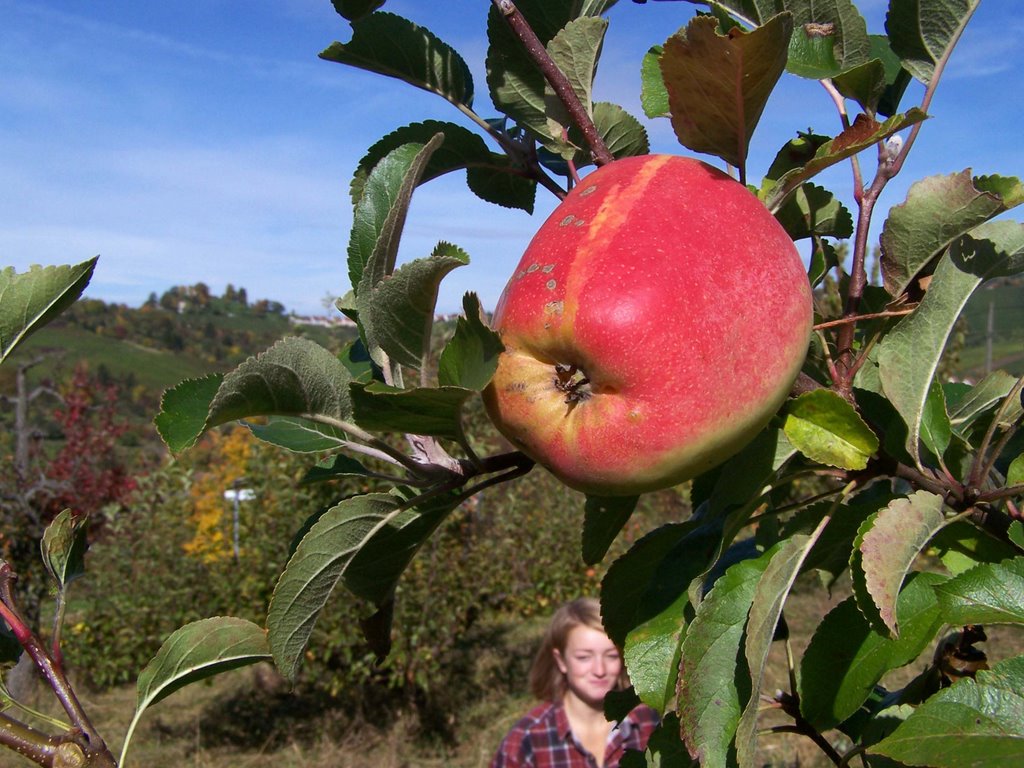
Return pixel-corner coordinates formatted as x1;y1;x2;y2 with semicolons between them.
490;700;659;767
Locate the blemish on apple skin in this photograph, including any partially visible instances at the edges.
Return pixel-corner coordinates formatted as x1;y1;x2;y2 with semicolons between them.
574;219;586;227
545;279;557;291
580;185;598;196
542;264;555;273
527;263;540;273
544;300;564;315
560;215;576;227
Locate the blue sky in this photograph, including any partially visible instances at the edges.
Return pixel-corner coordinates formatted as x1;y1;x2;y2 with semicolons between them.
2;0;1021;316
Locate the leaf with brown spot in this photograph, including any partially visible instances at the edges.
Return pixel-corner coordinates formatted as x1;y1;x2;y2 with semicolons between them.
761;109;928;212
660;13;792;176
857;491;948;637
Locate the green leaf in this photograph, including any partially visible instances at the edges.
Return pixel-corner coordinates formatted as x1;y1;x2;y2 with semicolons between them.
362;241;469;371
0;622;20;667
787;488;896;589
622;613;686;713
338;338;376;384
692;426;797;524
763;131;831;183
465;165;538;212
783;389;879;470
761;110;928;212
640;45;668;118
678;550;773;768
1010;522;1024;550
833;34;912;115
300;453;372;485
620;523;726;711
577;102;650;161
697;1;775;26
736;532;821;766
930;520;1021;576
121;617;270;767
1009;454;1024;487
543;16;607;150
246;416;350;453
831;58;887;113
601;522;697;647
799;572;946;730
880;171;1024;298
267;490;456;679
633;713;698;767
437;293;503;391
486;6;548;140
582;495;638;565
857;491;948;637
154;374;225;453
870;654;1024;767
0;257;96;365
484;0;621;137
320;12;473;107
920;378;953;460
350;382;473;441
40;510;87;589
349;136;445;300
878;221;1024;465
935;558;1024;626
330;0;385;22
661;13;791;174
604;520;723;711
206;337;354;431
349;120;536;213
807;237;840;289
785;0;871;80
949;371;1024;436
886;0;981;85
773;182;854;241
343;490;458;606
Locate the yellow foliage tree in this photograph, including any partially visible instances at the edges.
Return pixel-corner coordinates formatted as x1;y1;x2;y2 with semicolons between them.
184;427;254;562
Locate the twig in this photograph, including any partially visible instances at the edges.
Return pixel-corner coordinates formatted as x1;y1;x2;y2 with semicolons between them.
968;376;1024;489
832;7;975;391
812;307;915;331
0;565;112;763
820;79;863;202
493;0;614;166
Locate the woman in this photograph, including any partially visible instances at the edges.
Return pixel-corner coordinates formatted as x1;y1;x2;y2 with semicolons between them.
491;598;659;767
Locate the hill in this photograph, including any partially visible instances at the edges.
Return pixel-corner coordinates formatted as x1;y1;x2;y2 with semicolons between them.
0;284;359;437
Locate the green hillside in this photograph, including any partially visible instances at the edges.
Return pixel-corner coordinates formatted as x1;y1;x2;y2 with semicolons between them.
0;285;358;433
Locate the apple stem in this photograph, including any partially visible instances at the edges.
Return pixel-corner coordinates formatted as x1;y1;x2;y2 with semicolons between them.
492;0;614;167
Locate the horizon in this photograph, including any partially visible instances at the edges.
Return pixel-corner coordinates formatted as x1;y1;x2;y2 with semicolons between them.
3;0;1022;316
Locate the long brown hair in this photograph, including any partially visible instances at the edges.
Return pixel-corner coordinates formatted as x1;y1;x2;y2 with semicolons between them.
528;597;630;702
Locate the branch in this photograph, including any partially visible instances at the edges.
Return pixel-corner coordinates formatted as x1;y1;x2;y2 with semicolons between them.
492;0;614;166
812;307;915;331
0;565;109;757
0;712;59;766
832;10;974;391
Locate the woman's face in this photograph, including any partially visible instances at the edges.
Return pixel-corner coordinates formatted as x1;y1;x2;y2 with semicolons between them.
554;625;622;709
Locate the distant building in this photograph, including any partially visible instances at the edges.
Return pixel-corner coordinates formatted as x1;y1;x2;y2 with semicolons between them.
288;314;358;328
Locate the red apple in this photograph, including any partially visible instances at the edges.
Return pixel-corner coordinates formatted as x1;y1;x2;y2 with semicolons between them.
482;154;812;496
